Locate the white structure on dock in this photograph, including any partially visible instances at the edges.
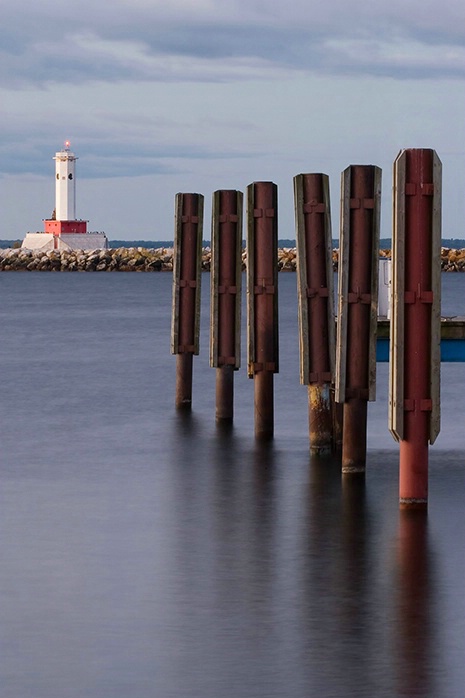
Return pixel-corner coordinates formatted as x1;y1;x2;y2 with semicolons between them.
22;142;108;251
378;258;392;319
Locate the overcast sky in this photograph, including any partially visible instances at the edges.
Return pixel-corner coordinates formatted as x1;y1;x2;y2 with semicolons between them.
1;0;464;241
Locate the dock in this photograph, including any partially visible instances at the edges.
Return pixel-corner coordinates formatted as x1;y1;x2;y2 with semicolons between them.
377;317;465;362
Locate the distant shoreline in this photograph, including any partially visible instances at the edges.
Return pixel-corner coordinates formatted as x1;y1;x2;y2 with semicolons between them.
2;237;465;250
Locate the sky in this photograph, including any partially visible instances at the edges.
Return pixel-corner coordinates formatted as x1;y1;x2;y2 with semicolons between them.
0;0;464;242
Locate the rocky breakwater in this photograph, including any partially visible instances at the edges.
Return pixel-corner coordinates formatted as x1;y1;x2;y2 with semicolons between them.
0;247;236;272
275;247;465;272
0;247;176;272
276;247;386;271
441;248;465;271
1;246;464;271
276;247;347;271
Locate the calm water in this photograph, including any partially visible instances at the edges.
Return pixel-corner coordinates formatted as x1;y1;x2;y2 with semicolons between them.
0;272;463;697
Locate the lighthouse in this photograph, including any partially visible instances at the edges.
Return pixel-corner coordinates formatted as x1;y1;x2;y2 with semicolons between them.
44;141;87;235
22;142;108;250
54;142;79;223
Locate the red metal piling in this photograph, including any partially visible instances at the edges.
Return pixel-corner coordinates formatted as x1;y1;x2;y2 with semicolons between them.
294;173;336;454
336;165;381;473
171;193;204;409
210;190;243;421
247;182;279;440
390;149;441;509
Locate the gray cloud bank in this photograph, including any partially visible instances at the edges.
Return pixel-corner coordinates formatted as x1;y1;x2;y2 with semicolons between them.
1;0;464;240
1;0;464;87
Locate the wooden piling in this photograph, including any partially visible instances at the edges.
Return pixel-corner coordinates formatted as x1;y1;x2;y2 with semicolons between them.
210;190;243;422
336;165;381;473
171;192;204;409
247;182;279;440
294;173;335;455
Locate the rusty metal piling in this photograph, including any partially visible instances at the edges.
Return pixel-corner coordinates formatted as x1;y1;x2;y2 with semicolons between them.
294;173;336;454
247;182;279;440
389;149;441;509
336;165;381;473
171;193;204;409
210;190;243;422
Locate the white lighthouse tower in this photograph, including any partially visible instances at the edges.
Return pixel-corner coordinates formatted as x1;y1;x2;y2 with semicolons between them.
22;142;108;250
54;141;77;222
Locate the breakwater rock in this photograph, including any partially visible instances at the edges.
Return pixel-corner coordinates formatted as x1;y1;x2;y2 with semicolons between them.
0;247;177;272
1;246;464;271
440;247;465;271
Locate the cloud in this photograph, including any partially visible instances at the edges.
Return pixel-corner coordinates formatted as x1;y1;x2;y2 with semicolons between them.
1;0;464;241
323;37;465;79
0;82;263;178
1;0;464;88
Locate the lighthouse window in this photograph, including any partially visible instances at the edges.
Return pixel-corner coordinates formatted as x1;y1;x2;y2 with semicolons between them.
56;174;59;179
68;173;73;180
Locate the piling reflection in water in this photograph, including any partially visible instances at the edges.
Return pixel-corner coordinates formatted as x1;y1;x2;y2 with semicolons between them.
161;414;447;696
0;272;462;697
395;511;436;697
340;475;370;632
302;458;376;693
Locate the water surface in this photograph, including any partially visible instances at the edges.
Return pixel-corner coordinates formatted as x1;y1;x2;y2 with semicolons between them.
0;272;463;697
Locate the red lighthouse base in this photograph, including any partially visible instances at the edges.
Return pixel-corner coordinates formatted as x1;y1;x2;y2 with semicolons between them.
44;220;87;234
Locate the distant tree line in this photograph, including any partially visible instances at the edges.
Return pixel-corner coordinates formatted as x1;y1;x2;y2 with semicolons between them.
2;237;465;250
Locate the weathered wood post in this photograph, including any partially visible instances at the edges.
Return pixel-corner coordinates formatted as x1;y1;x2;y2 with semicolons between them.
247;182;279;440
389;149;441;509
210;190;243;422
335;165;381;473
171;192;204;409
294;173;336;454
